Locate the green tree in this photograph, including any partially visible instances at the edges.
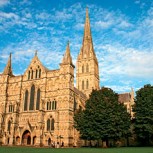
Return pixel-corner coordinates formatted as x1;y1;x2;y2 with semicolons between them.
74;87;131;147
133;84;153;146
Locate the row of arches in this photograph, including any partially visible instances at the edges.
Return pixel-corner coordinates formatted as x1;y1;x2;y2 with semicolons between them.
8;104;14;112
11;131;36;145
6;127;54;145
82;79;89;90
28;69;41;80
82;64;89;73
24;85;40;111
46;101;57;110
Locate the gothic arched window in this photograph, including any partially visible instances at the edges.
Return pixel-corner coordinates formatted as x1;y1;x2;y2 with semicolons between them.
31;70;33;79
82;65;84;73
29;85;35;110
8;120;11;132
51;119;55;131
47;102;49;110
24;90;28;111
28;71;30;80
55;101;57;110
36;89;40;110
47;119;50;131
39;69;41;78
52;101;55;110
82;80;84;90
86;79;89;89
35;69;38;78
49;102;51;110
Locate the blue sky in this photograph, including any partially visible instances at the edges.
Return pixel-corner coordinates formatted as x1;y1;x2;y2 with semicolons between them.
0;0;153;93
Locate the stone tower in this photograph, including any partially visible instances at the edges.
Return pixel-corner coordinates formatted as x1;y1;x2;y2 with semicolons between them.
76;8;99;97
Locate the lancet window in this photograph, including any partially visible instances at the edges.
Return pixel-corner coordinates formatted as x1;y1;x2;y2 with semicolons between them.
82;65;84;73
29;85;35;110
47;118;55;131
82;80;84;90
8;120;11;132
86;79;89;89
24;90;28;111
36;89;40;110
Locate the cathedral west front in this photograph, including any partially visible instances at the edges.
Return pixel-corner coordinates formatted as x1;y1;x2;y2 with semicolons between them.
0;8;134;147
0;8;100;147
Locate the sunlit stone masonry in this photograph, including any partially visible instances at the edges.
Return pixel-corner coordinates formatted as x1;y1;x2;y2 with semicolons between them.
0;8;133;147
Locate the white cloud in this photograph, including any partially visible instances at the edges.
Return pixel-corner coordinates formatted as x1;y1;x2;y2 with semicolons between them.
36;12;50;20
97;44;153;80
113;6;153;47
0;0;9;7
118;20;133;28
20;0;31;5
104;85;132;93
0;11;19;20
75;23;84;30
25;13;32;19
54;10;72;21
95;20;113;29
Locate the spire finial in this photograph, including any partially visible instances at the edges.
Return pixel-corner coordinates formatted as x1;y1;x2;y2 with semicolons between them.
67;40;70;46
35;50;37;56
86;6;89;18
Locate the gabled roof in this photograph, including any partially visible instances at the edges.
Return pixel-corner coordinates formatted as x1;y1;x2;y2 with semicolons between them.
118;93;131;103
24;51;49;74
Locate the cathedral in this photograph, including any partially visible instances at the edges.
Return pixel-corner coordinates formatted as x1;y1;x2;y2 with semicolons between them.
0;8;100;147
0;8;134;147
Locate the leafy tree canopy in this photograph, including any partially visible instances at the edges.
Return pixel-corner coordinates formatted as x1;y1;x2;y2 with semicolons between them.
133;84;153;145
74;87;131;143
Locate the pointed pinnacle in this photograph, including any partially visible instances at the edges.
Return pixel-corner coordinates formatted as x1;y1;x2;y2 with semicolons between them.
2;53;13;76
62;42;72;64
35;50;37;56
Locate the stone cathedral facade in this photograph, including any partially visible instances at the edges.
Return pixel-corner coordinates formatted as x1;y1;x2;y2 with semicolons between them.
0;9;134;147
0;9;100;147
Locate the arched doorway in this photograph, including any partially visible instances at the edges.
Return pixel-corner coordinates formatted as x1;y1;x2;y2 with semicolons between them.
48;138;51;146
16;136;20;145
7;138;10;145
22;130;31;145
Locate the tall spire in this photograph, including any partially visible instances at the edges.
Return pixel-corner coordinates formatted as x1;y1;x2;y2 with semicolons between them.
76;8;100;96
83;7;92;44
3;53;13;76
62;41;74;66
81;7;95;58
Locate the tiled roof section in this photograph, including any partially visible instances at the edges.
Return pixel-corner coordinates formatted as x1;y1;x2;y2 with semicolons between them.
118;93;131;103
74;87;87;99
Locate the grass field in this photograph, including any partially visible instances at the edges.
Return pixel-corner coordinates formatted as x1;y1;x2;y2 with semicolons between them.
0;147;153;153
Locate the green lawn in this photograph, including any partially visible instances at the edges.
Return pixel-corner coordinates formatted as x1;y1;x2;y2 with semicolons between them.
0;147;153;153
